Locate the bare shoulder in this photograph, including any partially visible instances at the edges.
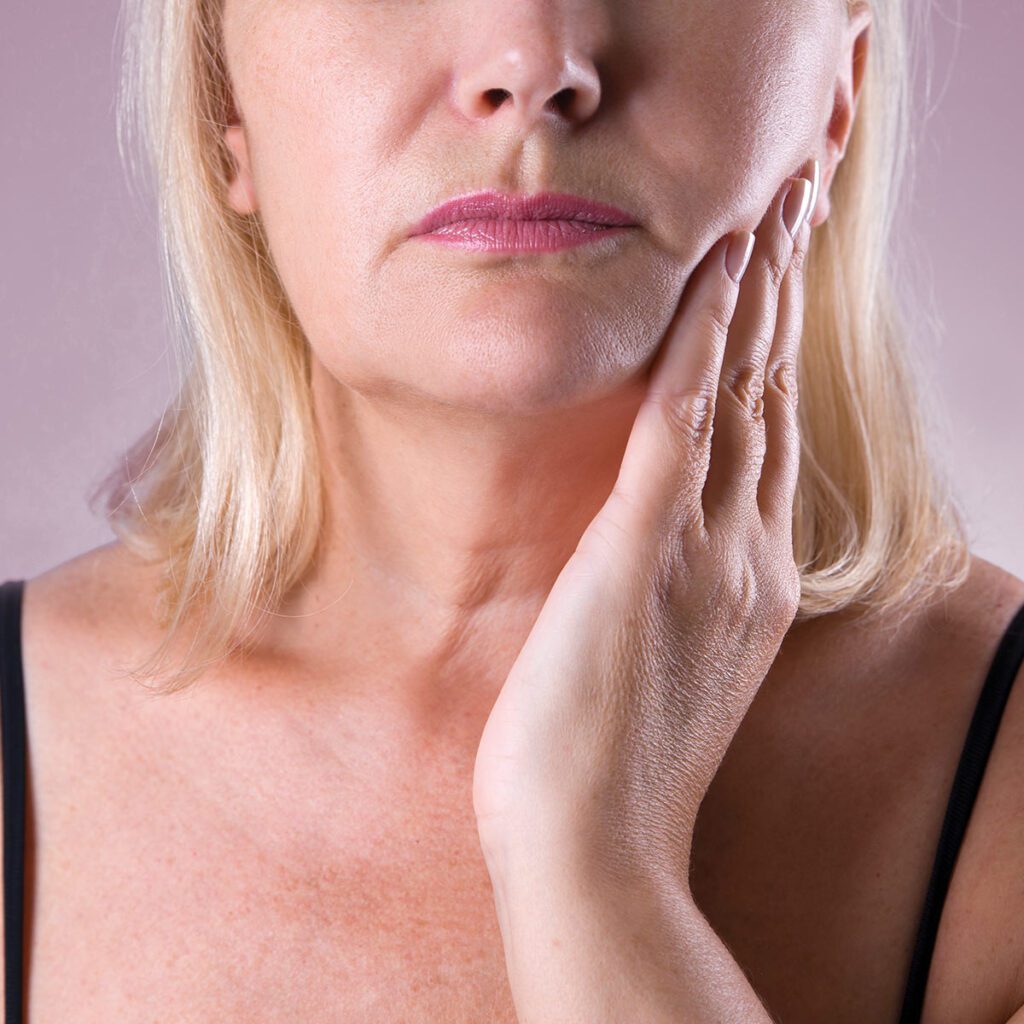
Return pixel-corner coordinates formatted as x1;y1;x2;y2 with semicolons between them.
23;538;157;638
16;539;168;823
1;541;155;1012
17;538;169;776
920;552;1024;653
916;554;1024;1024
1;542;176;1012
21;540;165;692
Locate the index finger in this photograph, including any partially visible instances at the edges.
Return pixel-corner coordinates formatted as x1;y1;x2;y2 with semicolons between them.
611;229;751;537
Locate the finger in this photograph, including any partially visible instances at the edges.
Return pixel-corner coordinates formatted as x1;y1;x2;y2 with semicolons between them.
758;189;813;537
701;173;813;534
612;229;754;539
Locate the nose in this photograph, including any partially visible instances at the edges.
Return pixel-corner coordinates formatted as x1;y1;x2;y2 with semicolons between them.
451;9;605;131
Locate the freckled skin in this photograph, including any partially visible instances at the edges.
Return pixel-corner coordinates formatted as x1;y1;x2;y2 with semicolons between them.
222;0;842;418
212;0;864;730
39;7;1024;1021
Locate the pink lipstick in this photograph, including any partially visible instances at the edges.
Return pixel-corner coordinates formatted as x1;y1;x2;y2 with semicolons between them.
408;190;639;253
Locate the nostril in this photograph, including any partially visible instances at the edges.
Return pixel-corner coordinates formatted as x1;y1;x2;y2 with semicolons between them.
551;87;575;115
483;87;513;110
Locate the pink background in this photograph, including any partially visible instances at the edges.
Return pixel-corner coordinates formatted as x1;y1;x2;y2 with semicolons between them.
2;3;1021;583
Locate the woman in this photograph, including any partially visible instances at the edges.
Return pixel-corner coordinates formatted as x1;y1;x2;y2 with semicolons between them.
2;0;1022;1020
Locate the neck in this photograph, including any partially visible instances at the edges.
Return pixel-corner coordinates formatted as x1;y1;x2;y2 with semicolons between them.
261;355;647;725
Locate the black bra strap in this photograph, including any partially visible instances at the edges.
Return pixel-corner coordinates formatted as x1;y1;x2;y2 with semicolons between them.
898;598;1024;1023
0;579;26;1024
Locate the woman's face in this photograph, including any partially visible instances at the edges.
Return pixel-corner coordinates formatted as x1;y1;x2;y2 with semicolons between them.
222;0;857;414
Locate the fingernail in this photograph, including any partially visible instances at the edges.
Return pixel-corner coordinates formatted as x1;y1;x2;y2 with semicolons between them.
782;177;812;239
808;159;820;224
725;231;755;284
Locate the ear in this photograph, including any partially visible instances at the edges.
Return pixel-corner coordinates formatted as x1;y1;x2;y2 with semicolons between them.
224;113;258;216
809;3;872;227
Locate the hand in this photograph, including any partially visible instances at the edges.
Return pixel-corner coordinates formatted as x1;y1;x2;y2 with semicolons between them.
472;161;819;891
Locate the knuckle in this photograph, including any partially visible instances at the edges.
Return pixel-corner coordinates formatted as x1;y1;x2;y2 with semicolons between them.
771;572;802;631
767;360;800;408
702;536;802;636
722;557;760;620
735;562;800;637
759;546;802;621
720;362;766;419
655;385;717;444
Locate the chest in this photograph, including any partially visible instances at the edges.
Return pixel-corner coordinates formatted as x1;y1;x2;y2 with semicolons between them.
15;645;1005;1024
20;743;905;1021
26;756;521;1022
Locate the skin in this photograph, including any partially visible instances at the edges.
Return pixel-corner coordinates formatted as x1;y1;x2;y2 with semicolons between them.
214;0;1018;1017
7;0;1024;1020
218;0;854;734
469;170;820;1021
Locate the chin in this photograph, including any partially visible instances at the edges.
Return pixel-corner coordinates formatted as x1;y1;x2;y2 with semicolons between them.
365;315;655;418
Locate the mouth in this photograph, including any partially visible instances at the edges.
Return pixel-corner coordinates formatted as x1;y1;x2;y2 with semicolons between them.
407;190;640;253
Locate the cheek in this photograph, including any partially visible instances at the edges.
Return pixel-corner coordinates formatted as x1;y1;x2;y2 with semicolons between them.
730;32;835;175
662;2;839;224
227;7;414;335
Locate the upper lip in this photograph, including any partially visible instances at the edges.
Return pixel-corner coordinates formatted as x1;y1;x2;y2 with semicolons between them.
409;190;639;237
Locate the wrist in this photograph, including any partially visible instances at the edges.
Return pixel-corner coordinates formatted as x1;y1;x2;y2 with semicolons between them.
478;805;694;911
484;840;704;1024
480;816;695;940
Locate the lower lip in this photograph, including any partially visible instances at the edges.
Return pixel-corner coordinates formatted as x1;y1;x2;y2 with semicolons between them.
412;219;635;252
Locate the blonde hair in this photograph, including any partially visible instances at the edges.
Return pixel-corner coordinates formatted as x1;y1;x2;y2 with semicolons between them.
90;0;971;693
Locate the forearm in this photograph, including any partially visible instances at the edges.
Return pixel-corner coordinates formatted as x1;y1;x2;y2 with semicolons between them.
485;841;776;1024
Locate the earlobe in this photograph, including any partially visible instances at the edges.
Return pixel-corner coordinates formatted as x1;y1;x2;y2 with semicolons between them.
224;124;258;216
808;7;872;228
809;101;849;228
